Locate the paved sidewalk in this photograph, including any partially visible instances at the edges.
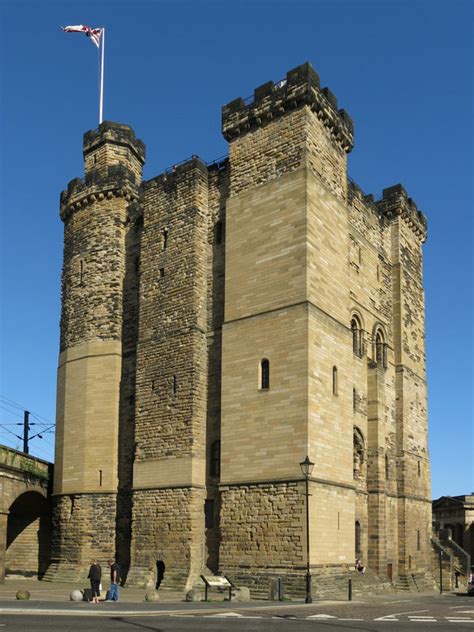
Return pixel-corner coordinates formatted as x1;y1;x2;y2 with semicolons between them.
0;576;349;617
0;576;186;604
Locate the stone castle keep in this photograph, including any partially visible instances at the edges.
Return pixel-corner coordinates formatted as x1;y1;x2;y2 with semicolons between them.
51;62;432;594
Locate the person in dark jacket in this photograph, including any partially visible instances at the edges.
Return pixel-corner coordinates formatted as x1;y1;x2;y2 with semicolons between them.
87;559;102;603
107;558;121;601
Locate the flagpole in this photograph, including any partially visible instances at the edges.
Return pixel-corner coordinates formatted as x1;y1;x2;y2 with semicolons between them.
99;28;105;124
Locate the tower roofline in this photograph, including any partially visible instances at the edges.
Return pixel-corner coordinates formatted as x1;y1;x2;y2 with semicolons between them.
83;120;146;164
221;62;354;153
376;183;428;242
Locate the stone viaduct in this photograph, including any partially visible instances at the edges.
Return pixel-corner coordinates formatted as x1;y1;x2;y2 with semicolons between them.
0;445;52;582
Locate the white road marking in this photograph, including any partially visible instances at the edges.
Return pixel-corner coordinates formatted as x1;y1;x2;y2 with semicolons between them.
446;618;474;621
409;616;437;620
205;612;263;619
375;608;429;621
307;613;337;619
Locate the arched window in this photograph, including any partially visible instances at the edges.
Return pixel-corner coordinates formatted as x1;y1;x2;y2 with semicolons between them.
353;427;365;478
260;359;270;390
332;366;338;395
374;327;388;368
351;316;364;357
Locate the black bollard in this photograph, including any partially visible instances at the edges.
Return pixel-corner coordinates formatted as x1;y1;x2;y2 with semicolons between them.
348;578;353;601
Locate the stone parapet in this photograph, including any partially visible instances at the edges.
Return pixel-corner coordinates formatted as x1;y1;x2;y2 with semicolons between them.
222;62;354;153
83;121;146;165
377;184;427;242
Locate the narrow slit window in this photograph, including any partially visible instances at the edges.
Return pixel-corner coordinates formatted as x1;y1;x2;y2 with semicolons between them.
353;388;357;412
98;470;103;487
79;260;84;285
332;366;338;395
210;440;221;477
171;375;177;395
417;530;421;550
417;461;421;477
162;229;168;251
159;267;165;278
260;359;270;390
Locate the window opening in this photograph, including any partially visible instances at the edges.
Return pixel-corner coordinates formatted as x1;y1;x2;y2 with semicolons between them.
210;440;221;477
260;359;270;390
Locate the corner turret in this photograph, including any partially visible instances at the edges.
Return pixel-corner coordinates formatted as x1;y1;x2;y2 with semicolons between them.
377;184;427;242
60;121;146;222
222;62;354;153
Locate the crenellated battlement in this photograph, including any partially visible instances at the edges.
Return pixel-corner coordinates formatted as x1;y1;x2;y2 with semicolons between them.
83;120;146;164
143;155;208;192
60;167;141;221
222;62;354;153
377;184;427;242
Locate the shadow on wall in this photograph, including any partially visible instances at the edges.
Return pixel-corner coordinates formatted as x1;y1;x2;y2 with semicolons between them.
6;491;52;578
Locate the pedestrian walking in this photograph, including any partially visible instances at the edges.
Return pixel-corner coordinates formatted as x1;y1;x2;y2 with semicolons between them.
87;559;102;603
107;558;121;601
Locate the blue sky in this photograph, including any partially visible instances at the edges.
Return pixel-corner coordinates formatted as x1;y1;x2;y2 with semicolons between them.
0;0;472;498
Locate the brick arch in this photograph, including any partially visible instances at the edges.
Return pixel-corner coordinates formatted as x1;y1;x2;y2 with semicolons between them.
2;478;48;515
0;448;52;582
5;490;52;579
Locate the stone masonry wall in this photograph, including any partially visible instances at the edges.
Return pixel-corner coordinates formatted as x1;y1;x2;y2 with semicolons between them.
49;493;117;580
131;158;209;587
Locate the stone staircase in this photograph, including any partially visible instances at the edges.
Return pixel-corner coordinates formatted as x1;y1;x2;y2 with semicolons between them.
394;571;438;593
42;561;87;584
432;531;471;592
224;567;395;600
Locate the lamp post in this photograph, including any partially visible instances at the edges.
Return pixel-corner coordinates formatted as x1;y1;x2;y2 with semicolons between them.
300;455;315;604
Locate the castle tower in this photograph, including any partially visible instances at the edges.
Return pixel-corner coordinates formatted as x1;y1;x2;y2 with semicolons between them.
128;158;210;588
51;62;432;595
219;63;357;592
51;122;145;579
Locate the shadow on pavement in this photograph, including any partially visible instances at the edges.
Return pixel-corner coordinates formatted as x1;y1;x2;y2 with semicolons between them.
111;617;164;632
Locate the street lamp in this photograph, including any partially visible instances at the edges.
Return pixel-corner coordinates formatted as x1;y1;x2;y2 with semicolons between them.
300;455;315;604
